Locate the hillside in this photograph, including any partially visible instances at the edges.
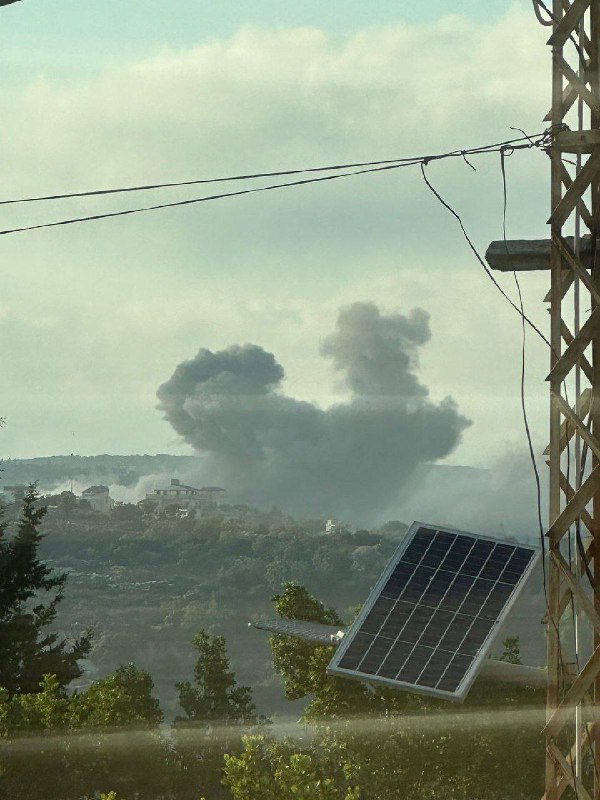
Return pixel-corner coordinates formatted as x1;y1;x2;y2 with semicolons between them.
21;499;545;721
1;454;204;490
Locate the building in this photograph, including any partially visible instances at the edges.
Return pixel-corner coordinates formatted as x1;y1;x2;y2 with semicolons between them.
325;519;342;534
147;478;225;511
80;485;114;513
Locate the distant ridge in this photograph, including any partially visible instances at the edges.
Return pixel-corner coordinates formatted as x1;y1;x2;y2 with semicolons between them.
0;454;205;490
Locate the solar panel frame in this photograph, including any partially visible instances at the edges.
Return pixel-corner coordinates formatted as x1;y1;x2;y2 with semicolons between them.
326;521;541;702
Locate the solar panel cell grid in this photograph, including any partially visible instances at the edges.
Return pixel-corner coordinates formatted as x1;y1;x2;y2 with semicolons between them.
417;649;454;686
379;603;414;639
403;538;433;564
399;646;435;682
402;567;436;603
419;609;455;647
328;523;539;700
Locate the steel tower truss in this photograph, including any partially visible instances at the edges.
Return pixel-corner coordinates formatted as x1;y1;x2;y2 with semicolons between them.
543;2;600;798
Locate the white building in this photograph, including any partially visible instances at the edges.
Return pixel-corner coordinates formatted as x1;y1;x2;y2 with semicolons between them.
80;485;114;513
147;478;225;511
325;519;342;534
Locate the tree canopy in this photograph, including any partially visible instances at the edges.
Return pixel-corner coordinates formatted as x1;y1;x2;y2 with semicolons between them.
176;629;258;726
0;486;92;694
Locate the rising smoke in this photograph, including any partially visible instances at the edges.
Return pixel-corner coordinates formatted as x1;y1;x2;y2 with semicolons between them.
157;302;470;522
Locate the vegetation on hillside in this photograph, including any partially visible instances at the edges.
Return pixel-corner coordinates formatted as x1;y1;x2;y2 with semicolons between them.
0;489;549;799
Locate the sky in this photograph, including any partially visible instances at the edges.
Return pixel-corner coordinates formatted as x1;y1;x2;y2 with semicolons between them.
1;0;553;488
2;0;529;86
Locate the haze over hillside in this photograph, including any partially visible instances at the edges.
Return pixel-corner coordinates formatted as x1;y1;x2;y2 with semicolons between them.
1;454;543;539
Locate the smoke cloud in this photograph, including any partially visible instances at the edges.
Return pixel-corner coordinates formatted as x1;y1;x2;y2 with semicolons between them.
157;302;470;522
390;446;549;541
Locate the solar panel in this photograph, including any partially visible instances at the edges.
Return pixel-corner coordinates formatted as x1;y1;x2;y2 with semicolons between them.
327;522;540;701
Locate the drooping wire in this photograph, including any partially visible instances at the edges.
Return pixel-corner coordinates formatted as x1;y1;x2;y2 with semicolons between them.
499;146;548;598
531;0;588;62
501;144;590;799
0;131;548;208
0;132;552;238
421;146;582;726
419;161;551;350
531;0;553;26
490;152;584;794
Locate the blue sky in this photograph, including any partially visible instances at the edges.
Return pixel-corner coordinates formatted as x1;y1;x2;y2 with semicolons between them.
3;0;530;83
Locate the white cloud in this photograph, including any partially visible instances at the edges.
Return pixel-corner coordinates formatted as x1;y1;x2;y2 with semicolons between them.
0;6;552;467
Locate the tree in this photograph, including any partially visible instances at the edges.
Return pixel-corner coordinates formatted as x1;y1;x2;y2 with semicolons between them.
70;664;162;729
0;485;92;694
176;629;258;726
172;631;262;800
0;667;168;800
500;635;522;665
111;502;143;527
223;735;359;800
58;491;77;521
269;583;428;720
253;584;546;799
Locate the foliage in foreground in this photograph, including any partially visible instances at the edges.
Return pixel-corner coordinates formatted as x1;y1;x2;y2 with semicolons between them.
0;486;92;695
262;583;546;800
270;582;434;721
223;735;359;800
0;664;162;735
0;481;547;800
176;630;258;727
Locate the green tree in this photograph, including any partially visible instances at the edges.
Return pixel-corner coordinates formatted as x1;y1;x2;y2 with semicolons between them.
500;634;522;665
176;629;258;725
70;664;163;729
223;735;359;800
253;584;546;799
58;490;77;521
172;631;262;800
0;485;92;694
111;502;144;528
269;583;428;720
0;665;162;735
0;667;168;800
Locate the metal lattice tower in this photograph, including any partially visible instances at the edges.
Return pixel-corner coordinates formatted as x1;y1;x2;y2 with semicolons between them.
544;2;600;798
486;3;600;796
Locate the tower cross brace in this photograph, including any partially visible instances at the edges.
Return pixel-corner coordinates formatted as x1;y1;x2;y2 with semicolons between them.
486;2;600;797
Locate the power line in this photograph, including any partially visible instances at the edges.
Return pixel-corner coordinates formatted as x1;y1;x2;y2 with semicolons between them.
0;131;550;237
419;160;550;349
0;131;548;208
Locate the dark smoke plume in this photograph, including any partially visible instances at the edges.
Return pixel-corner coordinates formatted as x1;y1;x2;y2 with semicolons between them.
157;302;470;522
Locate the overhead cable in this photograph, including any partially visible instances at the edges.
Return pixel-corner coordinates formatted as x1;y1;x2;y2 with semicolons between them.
0;131;549;208
419;160;550;349
0;131;550;237
499;146;547;591
531;0;553;26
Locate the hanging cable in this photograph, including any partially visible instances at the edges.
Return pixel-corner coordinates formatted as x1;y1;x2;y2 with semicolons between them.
0;131;549;208
498;145;549;606
501;144;589;798
0;131;552;237
419;161;551;349
531;0;587;62
531;0;553;26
